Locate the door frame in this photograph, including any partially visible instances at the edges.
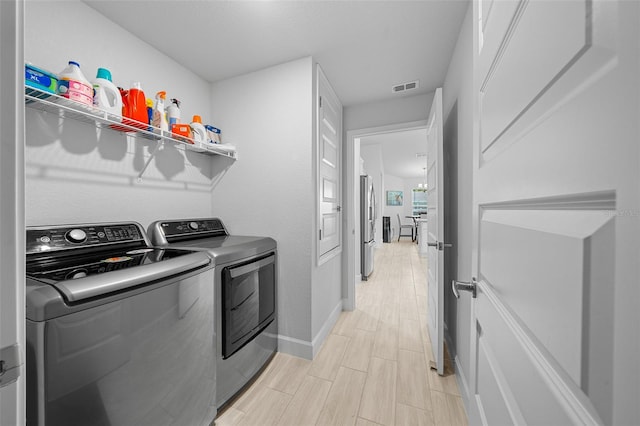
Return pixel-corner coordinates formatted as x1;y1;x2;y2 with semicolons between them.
0;0;26;424
343;120;427;310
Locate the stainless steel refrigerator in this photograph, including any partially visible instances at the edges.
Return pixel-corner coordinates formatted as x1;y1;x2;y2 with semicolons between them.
360;175;376;280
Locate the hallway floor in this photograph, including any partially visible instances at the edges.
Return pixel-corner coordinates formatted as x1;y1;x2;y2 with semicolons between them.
216;240;468;426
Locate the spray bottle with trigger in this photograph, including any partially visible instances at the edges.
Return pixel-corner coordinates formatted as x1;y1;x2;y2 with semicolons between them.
152;91;169;134
166;98;181;127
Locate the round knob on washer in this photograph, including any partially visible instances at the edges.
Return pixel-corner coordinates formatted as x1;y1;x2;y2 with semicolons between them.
188;222;199;230
71;270;87;279
66;229;87;243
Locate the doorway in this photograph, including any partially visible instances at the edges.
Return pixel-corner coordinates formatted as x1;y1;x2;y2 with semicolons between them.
344;120;428;311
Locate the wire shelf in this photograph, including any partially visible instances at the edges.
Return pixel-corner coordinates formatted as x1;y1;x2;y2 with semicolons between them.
24;86;237;166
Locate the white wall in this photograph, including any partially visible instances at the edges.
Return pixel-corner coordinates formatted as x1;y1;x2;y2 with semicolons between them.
209;57;337;358
344;92;434;133
440;3;473;402
382;174;422;239
382;174;404;239
24;0;214;228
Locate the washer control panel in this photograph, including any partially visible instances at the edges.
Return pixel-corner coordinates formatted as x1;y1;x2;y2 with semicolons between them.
160;219;227;238
27;223;144;254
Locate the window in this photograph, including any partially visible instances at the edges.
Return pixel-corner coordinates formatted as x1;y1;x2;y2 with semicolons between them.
412;189;427;215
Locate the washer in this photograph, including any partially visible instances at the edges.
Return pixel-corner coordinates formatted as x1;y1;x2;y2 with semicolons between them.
148;218;277;410
26;222;216;426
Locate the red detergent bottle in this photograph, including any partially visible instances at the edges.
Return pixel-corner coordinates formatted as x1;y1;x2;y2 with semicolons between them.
119;81;148;130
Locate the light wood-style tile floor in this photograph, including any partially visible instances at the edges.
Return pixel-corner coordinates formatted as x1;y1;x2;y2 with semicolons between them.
216;240;468;426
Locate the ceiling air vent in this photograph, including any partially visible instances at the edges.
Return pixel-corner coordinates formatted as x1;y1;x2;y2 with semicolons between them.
392;80;420;94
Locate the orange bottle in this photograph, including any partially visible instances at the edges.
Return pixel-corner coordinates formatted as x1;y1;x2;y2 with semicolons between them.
120;82;148;130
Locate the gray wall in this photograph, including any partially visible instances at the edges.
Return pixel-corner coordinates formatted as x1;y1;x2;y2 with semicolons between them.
441;4;473;397
210;57;342;358
24;1;213;228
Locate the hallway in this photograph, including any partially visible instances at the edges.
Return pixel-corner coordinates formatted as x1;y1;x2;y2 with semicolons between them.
216;240;467;426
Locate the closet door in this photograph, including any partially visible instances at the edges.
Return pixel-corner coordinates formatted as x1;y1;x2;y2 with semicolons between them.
317;64;343;264
467;1;639;424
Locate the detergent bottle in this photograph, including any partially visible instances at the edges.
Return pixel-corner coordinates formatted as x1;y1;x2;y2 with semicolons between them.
152;91;169;134
146;98;154;131
205;124;222;144
120;82;148;129
190;115;207;148
166;98;181;127
92;67;122;120
57;61;93;106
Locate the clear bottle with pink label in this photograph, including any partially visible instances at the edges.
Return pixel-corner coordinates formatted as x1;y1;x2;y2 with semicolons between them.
57;61;93;106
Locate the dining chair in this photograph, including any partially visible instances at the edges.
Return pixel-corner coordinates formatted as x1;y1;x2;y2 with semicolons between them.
397;214;414;241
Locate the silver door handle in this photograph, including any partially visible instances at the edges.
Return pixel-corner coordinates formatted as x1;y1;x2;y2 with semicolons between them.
427;241;453;250
452;277;477;299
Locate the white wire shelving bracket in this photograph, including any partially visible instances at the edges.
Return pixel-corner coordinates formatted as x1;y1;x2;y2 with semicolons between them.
25;86;236;180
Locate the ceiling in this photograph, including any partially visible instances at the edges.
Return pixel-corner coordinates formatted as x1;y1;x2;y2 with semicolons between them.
360;128;428;180
84;0;468;107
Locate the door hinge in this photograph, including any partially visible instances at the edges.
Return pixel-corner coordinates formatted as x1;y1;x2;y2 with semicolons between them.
0;344;21;388
319;229;322;240
319;96;322;108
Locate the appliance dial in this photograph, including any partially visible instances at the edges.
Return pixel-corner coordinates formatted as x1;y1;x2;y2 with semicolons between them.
66;269;88;280
189;221;199;230
66;229;87;244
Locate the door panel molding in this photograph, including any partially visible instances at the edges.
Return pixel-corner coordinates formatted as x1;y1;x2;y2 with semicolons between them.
476;279;603;425
479;0;618;163
476;329;526;425
478;197;616;415
479;190;616;211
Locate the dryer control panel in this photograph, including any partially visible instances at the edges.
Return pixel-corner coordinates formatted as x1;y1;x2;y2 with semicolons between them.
159;219;227;239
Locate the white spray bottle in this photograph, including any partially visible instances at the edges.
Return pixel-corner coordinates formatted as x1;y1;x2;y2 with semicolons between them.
152;91;168;134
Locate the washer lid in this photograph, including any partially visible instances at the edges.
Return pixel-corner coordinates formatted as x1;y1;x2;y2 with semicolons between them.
27;249;211;302
162;235;277;264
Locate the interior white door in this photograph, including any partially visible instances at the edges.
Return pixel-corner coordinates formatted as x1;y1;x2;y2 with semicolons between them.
0;1;25;424
467;0;639;424
426;88;444;375
317;65;343;263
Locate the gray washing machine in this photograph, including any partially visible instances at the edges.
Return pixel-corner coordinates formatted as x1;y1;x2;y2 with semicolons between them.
26;222;216;426
148;218;277;410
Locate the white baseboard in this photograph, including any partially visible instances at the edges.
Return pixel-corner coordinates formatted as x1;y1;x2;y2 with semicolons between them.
311;299;343;358
277;334;314;360
277;299;343;360
455;355;471;400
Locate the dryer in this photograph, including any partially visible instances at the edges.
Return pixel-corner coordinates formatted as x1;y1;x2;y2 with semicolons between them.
148;218;277;410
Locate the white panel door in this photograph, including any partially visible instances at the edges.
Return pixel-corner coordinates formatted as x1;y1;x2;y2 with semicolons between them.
426;88;444;375
0;1;25;425
467;1;639;424
317;65;343;263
